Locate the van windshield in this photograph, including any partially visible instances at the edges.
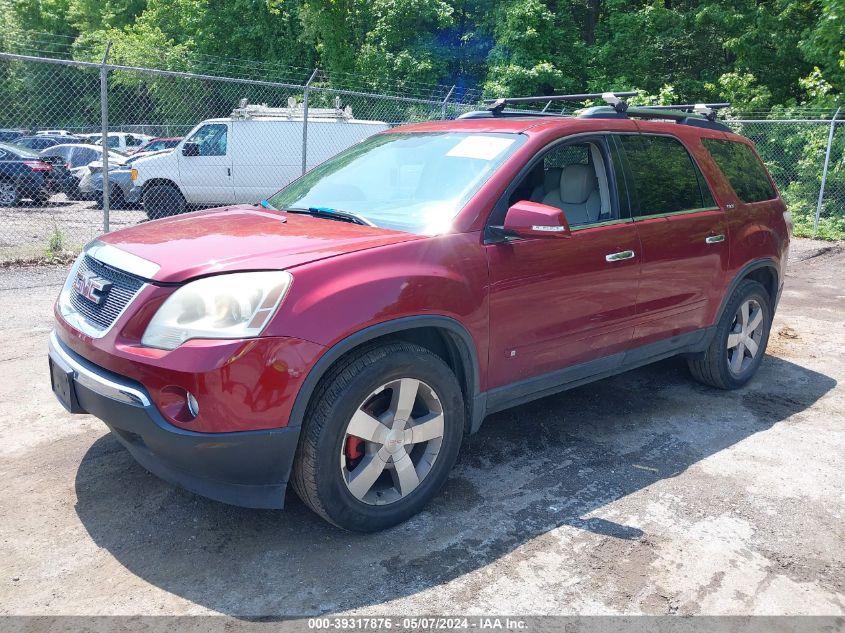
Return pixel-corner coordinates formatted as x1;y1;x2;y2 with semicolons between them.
268;132;524;235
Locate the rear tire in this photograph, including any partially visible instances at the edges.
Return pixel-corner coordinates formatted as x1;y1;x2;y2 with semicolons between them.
688;279;772;389
292;342;465;532
0;181;19;207
143;184;185;219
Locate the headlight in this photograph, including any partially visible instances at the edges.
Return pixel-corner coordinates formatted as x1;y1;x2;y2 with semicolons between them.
141;271;293;350
130;168;138;181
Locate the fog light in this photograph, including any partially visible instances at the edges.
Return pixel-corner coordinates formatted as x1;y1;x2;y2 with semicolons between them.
186;392;200;418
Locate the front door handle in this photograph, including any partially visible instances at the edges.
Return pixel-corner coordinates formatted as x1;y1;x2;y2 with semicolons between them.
705;234;725;244
605;250;635;262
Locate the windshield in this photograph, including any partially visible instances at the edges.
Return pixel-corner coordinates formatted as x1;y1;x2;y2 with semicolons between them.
268;132;525;235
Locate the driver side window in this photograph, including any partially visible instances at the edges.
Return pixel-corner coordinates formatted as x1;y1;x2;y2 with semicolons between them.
187;124;228;157
505;138;618;228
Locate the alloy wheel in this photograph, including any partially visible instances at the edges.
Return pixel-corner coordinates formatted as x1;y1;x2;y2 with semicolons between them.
340;377;445;505
0;183;17;206
726;298;765;375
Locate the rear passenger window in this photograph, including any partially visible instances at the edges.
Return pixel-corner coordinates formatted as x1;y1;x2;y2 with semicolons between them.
619;135;715;216
702;138;776;203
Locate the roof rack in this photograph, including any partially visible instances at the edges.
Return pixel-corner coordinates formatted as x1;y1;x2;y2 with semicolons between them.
643;103;730;121
485;91;639;115
576;104;732;132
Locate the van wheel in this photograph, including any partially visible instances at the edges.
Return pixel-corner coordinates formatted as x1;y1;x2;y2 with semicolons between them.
688;280;772;390
144;184;185;219
292;342;465;532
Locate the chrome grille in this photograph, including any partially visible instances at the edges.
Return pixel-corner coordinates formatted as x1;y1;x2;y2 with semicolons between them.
69;255;145;332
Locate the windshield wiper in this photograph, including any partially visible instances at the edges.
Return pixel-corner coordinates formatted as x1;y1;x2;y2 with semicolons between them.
285;206;375;227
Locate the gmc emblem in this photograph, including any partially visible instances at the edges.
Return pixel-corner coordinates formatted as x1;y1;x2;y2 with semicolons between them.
73;270;112;305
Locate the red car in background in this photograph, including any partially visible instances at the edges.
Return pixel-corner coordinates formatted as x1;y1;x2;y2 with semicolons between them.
48;95;790;532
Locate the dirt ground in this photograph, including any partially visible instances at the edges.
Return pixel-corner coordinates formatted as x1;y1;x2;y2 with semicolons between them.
0;195;144;261
0;238;842;617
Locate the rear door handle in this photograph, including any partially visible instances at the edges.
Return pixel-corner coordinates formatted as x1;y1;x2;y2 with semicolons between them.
605;250;635;262
705;234;725;244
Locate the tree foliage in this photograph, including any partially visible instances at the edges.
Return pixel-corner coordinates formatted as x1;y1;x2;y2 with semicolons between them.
1;0;841;108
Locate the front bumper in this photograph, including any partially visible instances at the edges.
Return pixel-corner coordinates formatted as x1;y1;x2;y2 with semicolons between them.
48;331;300;509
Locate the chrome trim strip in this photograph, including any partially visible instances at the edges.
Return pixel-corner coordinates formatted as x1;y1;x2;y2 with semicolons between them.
570;217;633;232
48;330;150;408
633;206;721;221
86;240;160;280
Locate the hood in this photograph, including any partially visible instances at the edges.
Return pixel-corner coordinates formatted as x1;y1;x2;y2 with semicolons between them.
97;205;421;283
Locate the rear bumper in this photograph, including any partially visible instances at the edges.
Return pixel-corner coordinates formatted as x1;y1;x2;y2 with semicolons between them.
48;331;299;509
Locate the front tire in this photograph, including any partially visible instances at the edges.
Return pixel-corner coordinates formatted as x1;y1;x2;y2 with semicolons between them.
143;184;185;219
688;279;772;389
292;342;465;532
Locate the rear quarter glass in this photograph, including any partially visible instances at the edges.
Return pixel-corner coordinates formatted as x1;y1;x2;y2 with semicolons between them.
701;138;777;202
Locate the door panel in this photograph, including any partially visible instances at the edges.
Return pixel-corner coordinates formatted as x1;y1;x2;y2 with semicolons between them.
486;222;641;389
632;211;728;344
178;122;234;205
614;133;729;345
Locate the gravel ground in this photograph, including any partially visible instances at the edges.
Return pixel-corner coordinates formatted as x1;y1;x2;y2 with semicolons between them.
0;238;842;616
0;196;144;261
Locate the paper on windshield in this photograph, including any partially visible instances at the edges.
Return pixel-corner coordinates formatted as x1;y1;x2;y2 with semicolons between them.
446;136;515;161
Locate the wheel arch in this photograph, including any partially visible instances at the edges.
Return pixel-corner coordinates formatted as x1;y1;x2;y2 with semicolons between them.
716;258;780;322
288;316;485;436
141;178;182;195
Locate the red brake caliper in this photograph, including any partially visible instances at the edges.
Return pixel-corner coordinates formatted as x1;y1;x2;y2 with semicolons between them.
345;436;364;461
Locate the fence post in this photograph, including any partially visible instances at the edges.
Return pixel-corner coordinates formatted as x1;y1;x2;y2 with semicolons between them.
99;41;112;234
441;85;455;120
814;107;841;237
302;68;319;176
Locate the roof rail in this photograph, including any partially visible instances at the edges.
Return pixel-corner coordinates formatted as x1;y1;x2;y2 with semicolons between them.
577;105;732;132
485;91;638;115
644;103;730;121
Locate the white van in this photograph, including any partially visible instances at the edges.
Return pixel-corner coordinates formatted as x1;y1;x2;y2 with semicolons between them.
130;102;389;218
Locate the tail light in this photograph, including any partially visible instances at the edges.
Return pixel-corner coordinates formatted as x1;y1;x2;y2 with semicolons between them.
23;161;52;171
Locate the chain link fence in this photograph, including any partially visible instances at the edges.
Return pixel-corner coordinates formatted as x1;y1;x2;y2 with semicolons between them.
0;47;842;262
726;118;844;239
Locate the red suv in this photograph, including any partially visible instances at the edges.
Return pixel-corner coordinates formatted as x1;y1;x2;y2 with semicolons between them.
49;98;790;531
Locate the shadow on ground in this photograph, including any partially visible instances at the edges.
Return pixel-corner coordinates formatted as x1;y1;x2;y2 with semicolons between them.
74;354;835;616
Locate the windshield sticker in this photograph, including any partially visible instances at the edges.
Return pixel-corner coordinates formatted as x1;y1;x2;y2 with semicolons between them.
446;136;515;161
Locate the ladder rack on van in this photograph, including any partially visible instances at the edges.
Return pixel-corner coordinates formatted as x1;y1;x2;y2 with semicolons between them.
231;97;355;121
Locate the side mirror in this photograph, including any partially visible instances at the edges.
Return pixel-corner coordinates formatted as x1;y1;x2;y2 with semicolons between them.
182;142;200;157
501;200;571;239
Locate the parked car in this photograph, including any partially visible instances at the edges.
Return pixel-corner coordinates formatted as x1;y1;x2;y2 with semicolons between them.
0;142;68;205
0;129;27;143
95;132;153;153
130;103;389;218
48;96;790;532
76;133;102;145
35;129;75;137
40;144;126;199
127;136;182;155
84;151;167;208
14;136;66;151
